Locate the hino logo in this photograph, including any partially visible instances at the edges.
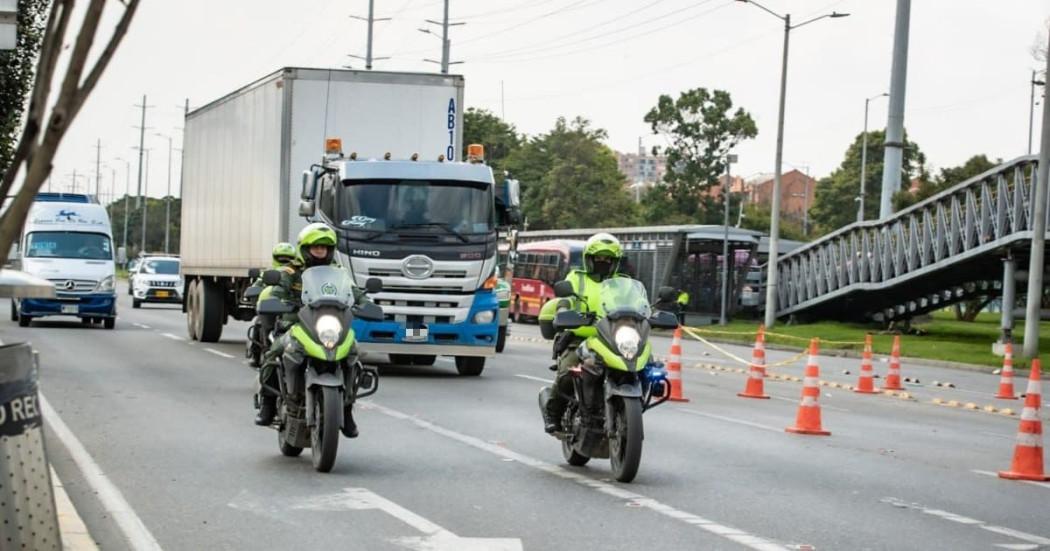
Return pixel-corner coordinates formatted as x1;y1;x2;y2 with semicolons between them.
401;255;434;280
351;249;380;257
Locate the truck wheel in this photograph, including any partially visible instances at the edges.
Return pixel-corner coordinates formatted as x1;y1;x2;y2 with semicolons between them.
454;356;485;376
10;300;16;321
197;279;225;343
104;317;116;330
185;279;200;340
496;326;507;353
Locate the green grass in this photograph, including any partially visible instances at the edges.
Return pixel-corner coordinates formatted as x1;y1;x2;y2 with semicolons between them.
687;310;1050;371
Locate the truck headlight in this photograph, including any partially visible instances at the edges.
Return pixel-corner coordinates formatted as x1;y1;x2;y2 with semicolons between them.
614;326;641;360
473;310;495;324
316;315;342;349
96;275;115;292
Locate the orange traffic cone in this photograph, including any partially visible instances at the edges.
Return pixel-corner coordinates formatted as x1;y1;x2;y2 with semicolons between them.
666;326;689;402
738;325;770;399
995;342;1018;400
786;338;830;436
882;334;904;391
998;359;1049;481
854;333;879;394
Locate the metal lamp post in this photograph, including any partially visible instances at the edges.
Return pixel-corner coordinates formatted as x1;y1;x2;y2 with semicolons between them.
736;0;849;329
720;153;737;326
1029;72;1045;155
858;93;888;222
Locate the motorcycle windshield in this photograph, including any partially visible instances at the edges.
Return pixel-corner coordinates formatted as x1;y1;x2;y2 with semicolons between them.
597;278;651;320
300;265;356;306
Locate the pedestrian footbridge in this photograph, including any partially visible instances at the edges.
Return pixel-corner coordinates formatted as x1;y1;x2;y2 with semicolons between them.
775;156;1048;322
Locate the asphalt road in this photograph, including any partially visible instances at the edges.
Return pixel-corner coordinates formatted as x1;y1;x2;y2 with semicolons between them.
4;284;1049;550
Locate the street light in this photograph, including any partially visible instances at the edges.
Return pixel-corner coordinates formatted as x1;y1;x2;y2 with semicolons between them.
736;0;850;329
720;153;737;326
858;93;888;222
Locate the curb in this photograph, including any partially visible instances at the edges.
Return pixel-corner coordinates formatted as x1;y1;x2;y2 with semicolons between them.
51;466;99;550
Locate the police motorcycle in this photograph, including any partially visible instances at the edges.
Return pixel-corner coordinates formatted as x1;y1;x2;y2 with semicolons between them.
538;278;679;483
255;266;385;472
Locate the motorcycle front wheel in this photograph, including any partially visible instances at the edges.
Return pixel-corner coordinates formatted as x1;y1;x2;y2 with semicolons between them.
311;386;342;472
609;397;643;483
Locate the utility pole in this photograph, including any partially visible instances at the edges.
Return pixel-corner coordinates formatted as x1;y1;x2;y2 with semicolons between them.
348;0;390;69
1022;30;1050;359
720;154;737;326
858;93;888;222
94;138;102;198
422;0;464;73
878;0;910;220
155;133;173;253
133;95;152;208
140;149;150;254
1029;71;1045;155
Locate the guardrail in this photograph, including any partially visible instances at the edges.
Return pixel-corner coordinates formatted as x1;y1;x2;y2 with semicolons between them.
776;156;1046;320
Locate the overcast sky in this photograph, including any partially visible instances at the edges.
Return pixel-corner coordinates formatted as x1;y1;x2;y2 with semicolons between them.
45;0;1050;200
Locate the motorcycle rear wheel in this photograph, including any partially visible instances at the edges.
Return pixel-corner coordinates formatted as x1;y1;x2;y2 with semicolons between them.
609;397;643;483
311;386;342;472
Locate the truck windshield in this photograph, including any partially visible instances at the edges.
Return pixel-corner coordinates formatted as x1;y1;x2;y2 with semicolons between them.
338;179;492;234
26;231;112;260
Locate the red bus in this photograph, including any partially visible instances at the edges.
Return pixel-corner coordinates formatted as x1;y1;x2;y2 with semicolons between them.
510;240;585;321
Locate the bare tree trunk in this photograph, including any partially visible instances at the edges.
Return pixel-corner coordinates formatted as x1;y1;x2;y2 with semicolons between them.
0;0;139;267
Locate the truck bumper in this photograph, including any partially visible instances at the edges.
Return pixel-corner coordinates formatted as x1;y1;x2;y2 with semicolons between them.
353;290;499;357
20;293;117;318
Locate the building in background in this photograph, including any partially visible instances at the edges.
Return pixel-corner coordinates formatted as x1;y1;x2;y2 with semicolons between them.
743;169;817;224
616;139;667;201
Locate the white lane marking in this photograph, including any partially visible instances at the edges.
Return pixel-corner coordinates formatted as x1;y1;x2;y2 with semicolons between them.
515;374;553;384
882;497;1050;545
291;488;522;551
204;348;235;359
367;402;788;551
132;323;151;329
994;544;1041;550
972;470;1050;490
160;332;184;341
40;394;163;550
674;407;783;434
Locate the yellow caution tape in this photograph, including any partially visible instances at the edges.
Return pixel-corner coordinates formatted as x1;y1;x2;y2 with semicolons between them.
682;325;865;347
681;326;808;368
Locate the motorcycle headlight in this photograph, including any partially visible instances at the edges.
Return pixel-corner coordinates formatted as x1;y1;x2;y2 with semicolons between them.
316;314;343;350
96;275;115;292
614;326;641;360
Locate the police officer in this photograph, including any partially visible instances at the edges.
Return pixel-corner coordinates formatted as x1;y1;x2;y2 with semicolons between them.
537;232;625;433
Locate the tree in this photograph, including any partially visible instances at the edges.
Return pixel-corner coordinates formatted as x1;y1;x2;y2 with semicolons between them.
642;88;757;224
893;154;999;211
739;201;806;242
0;0;50;176
463;108;521;181
503;117;637;230
107;196;181;256
809;129;926;234
0;0;140;268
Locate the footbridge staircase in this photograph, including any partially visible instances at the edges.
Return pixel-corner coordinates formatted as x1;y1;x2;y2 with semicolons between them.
775;156;1049;322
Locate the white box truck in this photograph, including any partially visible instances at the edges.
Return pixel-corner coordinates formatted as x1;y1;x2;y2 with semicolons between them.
180;67;519;375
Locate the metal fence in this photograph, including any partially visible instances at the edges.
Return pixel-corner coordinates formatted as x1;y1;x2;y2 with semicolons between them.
776;156;1048;321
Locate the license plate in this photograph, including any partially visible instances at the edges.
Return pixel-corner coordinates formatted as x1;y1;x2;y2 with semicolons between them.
61;304;78;314
404;325;428;342
156;290;170;298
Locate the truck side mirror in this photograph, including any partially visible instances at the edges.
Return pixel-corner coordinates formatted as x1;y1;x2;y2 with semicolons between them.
301;169;317;200
299;200;316;218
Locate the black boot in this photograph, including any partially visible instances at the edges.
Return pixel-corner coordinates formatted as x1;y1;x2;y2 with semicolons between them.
341;407;359;438
255;394;277;426
544;391;567;434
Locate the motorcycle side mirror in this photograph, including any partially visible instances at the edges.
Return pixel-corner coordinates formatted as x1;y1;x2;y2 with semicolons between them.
248;268;261;280
649;310;679;330
244;287;262;300
553;280;575;298
657;286;677;303
353;301;385;321
553;310;587;330
262;269;283;286
365;277;383;294
257;298;295;315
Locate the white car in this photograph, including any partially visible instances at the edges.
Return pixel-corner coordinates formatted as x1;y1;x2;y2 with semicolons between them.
132;257;183;308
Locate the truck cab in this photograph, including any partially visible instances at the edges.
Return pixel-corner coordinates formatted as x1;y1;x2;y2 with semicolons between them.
12;194;117;328
301;142;520;375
